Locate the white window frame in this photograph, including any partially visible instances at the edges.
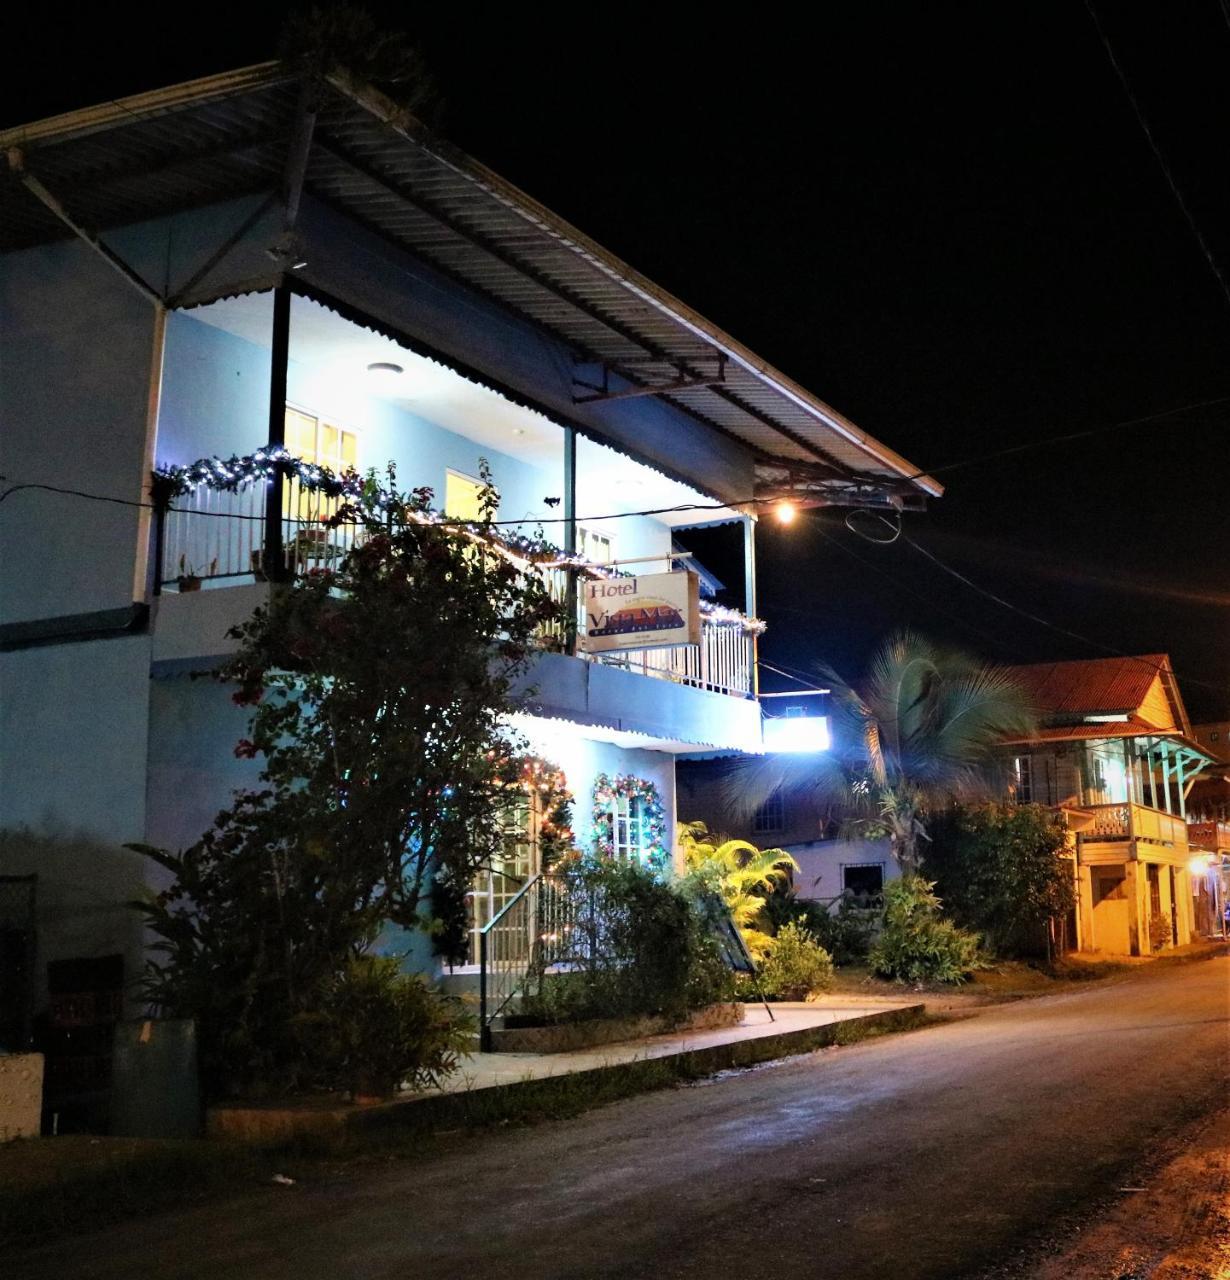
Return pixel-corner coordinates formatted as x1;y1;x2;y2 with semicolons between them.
611;792;645;862
578;525;614;565
841;862;886;899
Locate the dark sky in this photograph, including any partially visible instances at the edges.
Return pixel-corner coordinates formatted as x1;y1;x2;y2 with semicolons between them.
5;4;1229;717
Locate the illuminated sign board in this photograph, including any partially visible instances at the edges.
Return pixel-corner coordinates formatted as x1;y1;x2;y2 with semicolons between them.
580;571;701;653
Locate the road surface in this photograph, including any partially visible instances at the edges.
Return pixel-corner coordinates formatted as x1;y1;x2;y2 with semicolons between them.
12;958;1230;1280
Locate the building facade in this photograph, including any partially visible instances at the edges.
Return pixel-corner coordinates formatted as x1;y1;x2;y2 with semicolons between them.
998;656;1220;955
0;61;938;1080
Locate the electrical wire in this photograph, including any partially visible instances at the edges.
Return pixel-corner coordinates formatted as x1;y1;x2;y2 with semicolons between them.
756;660;831;692
895;527;1228;696
908;392;1230;482
1084;0;1230;314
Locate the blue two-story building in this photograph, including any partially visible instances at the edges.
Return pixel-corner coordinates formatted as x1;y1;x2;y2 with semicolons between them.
0;63;939;1048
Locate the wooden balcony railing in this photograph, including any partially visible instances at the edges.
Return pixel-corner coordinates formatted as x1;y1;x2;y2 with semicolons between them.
1083;802;1188;846
1187;819;1230;853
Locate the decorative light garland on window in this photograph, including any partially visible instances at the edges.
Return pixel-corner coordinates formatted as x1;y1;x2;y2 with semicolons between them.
591;773;670;872
151;446;764;632
517;756;577;868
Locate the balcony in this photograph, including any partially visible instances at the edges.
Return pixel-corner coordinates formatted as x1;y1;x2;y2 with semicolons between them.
1083;803;1188;847
1188;819;1230;853
153;469;758;701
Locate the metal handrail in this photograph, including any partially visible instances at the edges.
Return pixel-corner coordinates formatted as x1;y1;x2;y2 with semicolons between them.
478;872;544;1051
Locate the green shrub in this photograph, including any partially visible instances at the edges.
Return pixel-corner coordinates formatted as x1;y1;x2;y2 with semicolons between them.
765;889;878;966
924;803;1075;957
759;921;835;999
869;876;984;984
519;858;734;1026
302;955;472;1098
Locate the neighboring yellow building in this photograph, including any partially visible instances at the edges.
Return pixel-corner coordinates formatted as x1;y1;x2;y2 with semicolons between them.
999;655;1220;956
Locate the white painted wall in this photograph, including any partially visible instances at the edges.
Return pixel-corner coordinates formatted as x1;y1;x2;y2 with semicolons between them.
786;837;897;902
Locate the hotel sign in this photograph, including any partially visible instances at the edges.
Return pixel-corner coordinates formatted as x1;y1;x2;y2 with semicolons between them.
581;571;701;653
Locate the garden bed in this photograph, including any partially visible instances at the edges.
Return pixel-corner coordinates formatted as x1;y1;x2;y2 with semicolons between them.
489;1001;742;1054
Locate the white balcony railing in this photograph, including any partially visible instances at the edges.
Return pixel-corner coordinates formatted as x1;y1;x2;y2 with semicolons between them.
157;476;756;699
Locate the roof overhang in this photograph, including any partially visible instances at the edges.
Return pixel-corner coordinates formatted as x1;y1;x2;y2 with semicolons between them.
0;62;940;508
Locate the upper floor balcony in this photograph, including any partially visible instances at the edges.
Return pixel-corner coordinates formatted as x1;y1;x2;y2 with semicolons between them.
148;289;762;721
1082;802;1188;849
1187;819;1230;853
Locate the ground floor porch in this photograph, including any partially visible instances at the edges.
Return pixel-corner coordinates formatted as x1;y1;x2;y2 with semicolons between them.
1076;839;1196;956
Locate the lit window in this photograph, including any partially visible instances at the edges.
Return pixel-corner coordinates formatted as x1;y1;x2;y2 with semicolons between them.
284;407;357;473
611;793;645;862
579;527;613;564
445;470;492;521
1014;755;1034;804
753;788;786;834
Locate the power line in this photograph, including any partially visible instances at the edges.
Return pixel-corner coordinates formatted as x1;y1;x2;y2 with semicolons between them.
897;528;1228;697
910;392;1230;481
795;515;1042;660
1084;0;1230;313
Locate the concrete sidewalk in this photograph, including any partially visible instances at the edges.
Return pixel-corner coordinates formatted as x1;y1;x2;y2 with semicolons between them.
208;998;926;1143
442;998;920;1091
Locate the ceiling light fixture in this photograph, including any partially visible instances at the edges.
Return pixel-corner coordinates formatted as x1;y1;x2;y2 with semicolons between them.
366;361;405;384
775;500;797;526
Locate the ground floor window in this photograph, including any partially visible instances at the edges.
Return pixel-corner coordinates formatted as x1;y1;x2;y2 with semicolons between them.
753;787;786;835
842;863;885;903
592;774;670;871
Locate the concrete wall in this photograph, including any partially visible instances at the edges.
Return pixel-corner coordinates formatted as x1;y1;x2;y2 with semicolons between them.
0;637;153;1008
785;838;898;902
0;1053;43;1142
0;242;155;625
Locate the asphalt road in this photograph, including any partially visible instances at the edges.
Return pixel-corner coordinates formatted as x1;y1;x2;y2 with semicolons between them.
13;959;1230;1280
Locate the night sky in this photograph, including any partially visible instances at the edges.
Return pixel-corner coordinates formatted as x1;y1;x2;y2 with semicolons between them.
5;4;1228;716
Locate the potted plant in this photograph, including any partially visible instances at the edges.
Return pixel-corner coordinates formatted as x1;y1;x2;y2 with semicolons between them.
176;555;217;592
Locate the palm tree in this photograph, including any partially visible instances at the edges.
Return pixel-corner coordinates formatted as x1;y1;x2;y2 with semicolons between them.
679;821;797;958
735;632;1034;873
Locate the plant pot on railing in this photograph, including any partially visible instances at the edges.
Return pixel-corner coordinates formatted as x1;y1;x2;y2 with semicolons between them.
174;555;216;593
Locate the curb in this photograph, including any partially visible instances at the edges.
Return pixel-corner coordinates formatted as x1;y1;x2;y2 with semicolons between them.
209;1003;930;1147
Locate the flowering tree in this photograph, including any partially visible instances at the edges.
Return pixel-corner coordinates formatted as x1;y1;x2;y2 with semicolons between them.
132;464;566;1096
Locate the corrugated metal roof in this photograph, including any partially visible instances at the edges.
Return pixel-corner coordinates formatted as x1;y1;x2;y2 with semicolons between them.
0;64;939;501
1000;718;1219;762
1003;655;1172;719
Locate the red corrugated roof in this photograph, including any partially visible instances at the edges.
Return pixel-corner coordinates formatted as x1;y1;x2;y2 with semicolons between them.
1003;655;1171;718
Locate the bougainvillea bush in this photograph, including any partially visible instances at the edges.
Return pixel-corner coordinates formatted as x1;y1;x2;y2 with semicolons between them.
131;464;567;1098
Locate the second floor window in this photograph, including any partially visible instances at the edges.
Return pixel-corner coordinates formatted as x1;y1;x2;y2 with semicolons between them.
445;470;493;521
753;787;786;834
283;408;358;522
578;527;613;564
1013;755;1034;804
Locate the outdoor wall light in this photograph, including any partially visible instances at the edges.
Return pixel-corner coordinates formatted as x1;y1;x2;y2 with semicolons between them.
774;500;797;525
